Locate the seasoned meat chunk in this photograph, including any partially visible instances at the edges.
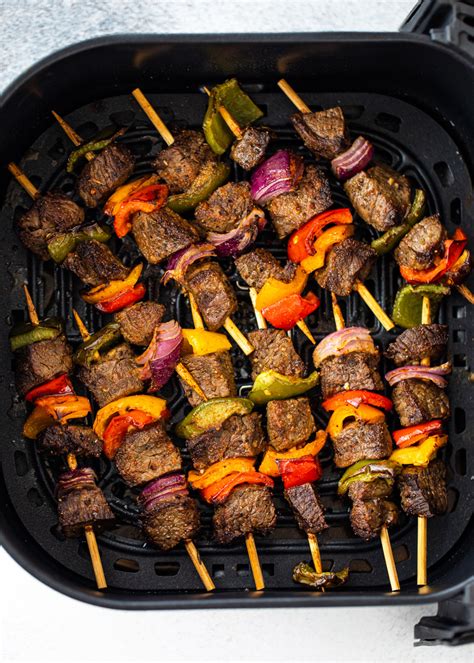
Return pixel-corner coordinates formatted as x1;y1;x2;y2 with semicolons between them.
63;239;129;287
348;478;394;502
267;165;332;238
284;483;328;535
154;129;216;193
58;482;114;538
142;495;200;550
78;343;143;407
132;206;199;264
230;126;272;170
291;107;350;160
213;484;276;544
249;329;305;381
15;335;73;398
17;192;84;260
115;421;182;487
77;143;135;208
179;351;236;407
332;421;392;468
266;398;315;452
385;324;448;367
184;261;237;331
314;238;377;296
392;379;450;427
398;459;448;517
235;248;296;292
194;182;254;233
319;351;383;399
115;301;165;346
187;413;265;471
38;425;102;458
350;499;398;540
344;165;411;232
394;215;446;270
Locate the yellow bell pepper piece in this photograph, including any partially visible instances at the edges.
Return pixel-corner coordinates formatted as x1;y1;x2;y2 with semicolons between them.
181;329;232;356
259;430;327;477
82;263;143;304
327;403;385;440
104;174;159;216
390;434;448;467
188;457;255;489
23;395;92;439
255;265;308;311
94;394;167;439
301;225;355;273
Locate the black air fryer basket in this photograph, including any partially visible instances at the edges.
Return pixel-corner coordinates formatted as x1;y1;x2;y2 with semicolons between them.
0;0;473;644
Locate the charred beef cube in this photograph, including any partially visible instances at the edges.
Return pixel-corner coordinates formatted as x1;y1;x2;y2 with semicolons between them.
385;324;448;367
17;192;85;260
284;483;328;535
344;165;411;232
142;495;200;550
153;129;216;194
348;477;394;501
194;182;254;233
15;335;73;398
230;126;272;171
392;378;450;427
267;165;332;238
291;107;350;160
266;397;315;452
57;473;114;538
235;248;296;292
63;240;129;287
319;351;383;399
78;343;143;407
132;206;199;265
38;425;102;458
178;351;236;407
187;413;265;471
398;458;448;517
213;484;276;544
332;421;392;468
350;499;398;540
394;215;446;270
248;329;305;381
184;261;237;331
115;301;165;346
115;421;182;487
314;238;377;297
77;143;135;208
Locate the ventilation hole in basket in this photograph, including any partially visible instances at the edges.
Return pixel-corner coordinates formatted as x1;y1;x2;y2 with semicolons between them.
461;13;474;28
50;524;66;542
212;564;225;579
262;563;274;577
322;559;334;572
453;329;466;343
349;559;373;573
77;541;89;559
154;561;180;576
342;105;364;120
114;558;139;573
447;487;459;513
434;161;454;187
454;448;467;476
47;138;66;160
454;407;466;433
14;450;28;477
453;305;466;319
454;353;467;368
110;110;136;126
76;122;99;140
450;198;461;225
60;180;75;195
27;487;44;507
375;112;401;133
393;544;410;563
127;138;154;157
236;564;249;577
111;481;126;498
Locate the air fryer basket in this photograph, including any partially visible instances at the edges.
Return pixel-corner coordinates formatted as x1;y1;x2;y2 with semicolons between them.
0;3;473;635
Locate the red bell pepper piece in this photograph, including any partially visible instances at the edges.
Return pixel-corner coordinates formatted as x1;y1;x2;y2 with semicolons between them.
287;208;353;263
25;374;75;402
262;291;320;330
200;471;274;504
322;389;393;412
95;282;146;313
113;184;168;238
400;229;467;284
393;420;443;448
277;455;323;489
103;409;156;459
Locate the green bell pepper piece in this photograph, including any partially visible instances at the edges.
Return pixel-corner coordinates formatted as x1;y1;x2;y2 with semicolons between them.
48;223;112;263
67;137;117;173
175;397;254;439
338;459;401;496
203;78;264;155
73;322;122;367
371;189;426;255
248;370;319;406
10;317;63;352
167;161;230;214
392;284;450;329
293;563;350;589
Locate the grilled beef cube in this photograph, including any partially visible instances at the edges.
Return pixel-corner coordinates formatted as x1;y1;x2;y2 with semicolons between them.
115;301;165;346
77;143;135;208
194;182;254;233
184;261;237;331
63;240;129;287
132;206;199;265
385;324;448;367
142;495;200;550
213;484;276;544
398;458;447;517
392;378;450;427
291;107;350;160
78;343;143;407
178;351;236;407
319;351;383;399
58;484;114;538
266;397;315;452
115;421;182;487
314;238;377;297
347;477;394;501
15;335;73;398
394;215;446;270
235;248;296;292
267;165;332;238
17;192;84;260
332;421;392;468
444;250;473;285
230;126;272;170
154;129;216;193
350;499;398;540
187;413;265;471
344;165;411;232
284;483;328;535
38;425;102;458
248;329;305;381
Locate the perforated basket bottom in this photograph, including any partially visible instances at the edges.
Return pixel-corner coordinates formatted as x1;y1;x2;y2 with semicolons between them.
1;89;472;595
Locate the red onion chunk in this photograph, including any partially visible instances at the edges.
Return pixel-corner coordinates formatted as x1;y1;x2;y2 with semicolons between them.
162;243;216;285
313;326;376;367
385;362;451;388
139;472;188;511
207;207;266;257
136;320;183;391
250;150;303;204
57;467;97;496
331;136;374;181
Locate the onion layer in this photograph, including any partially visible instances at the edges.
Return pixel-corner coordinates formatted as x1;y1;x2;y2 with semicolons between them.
313;327;376;367
207;207;266;257
136;320;183;392
385;362;451;388
139;472;188;512
57;467;97;497
250;150;303;204
162;243;216;285
331;136;374;181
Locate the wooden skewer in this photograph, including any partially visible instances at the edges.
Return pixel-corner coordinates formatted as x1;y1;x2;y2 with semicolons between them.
132;88;175;146
277;79;311;113
249;288;267;329
51;111;94;160
455;283;474;305
353;281;395;331
8;163;40;199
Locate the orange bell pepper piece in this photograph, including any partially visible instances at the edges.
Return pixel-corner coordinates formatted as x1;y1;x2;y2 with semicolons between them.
259;430;327;477
301;224;355;273
326;403;385;440
255;265;307;311
188;457;256;490
288;208;353;263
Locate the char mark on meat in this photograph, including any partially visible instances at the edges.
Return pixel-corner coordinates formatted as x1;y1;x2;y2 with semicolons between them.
142;495;200;550
385;324;448;366
394;215;446;270
115;301;165;346
248;329;305;381
230;126;273;170
153;129;216;193
319;351;383;399
15;335;73;398
284;483;328;535
235;248;296;292
77;143;135;208
179;351;236;407
314;238;377;297
291;107;350;160
63;239;129;287
266;397;315;452
38;425;102;458
132;206;200;264
184;261;237;331
213;484;276;544
350;499;398;540
194;182;255;234
58;484;114;538
398;459;448;517
392;378;450;427
332;420;392;468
